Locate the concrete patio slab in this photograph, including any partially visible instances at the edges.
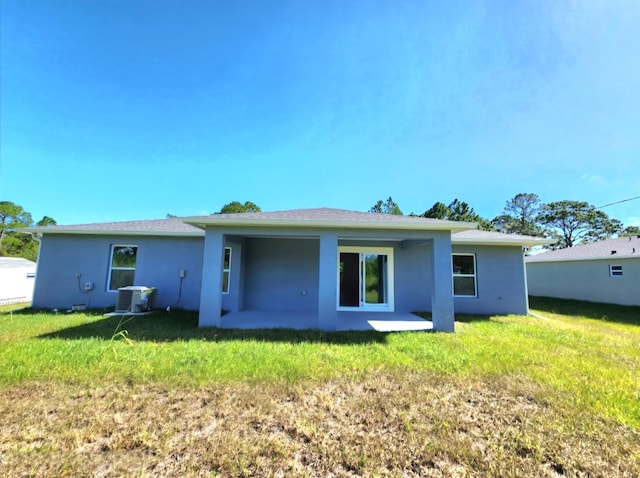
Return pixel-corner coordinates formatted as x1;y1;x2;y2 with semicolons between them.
220;310;433;332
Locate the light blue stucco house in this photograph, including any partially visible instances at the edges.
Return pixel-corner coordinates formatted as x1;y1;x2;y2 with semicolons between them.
526;235;640;306
25;208;549;331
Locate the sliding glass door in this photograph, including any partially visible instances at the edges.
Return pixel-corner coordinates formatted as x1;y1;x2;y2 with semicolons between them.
338;247;394;311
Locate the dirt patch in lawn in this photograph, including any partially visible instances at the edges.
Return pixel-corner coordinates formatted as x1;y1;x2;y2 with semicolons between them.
1;373;638;477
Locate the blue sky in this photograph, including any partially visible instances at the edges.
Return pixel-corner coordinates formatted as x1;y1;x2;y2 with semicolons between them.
1;0;639;226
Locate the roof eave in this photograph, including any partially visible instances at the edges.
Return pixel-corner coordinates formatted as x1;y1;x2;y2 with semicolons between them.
181;217;477;232
453;237;556;247
526;254;640;263
21;228;204;237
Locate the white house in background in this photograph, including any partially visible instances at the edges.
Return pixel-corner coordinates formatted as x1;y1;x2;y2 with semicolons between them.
0;257;37;305
526;235;640;306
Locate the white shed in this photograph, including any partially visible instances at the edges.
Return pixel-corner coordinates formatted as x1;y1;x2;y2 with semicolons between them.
0;257;37;305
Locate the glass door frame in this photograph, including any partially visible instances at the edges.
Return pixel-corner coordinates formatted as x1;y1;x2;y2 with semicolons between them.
336;246;395;312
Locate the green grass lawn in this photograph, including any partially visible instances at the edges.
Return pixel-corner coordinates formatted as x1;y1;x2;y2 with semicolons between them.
1;298;639;476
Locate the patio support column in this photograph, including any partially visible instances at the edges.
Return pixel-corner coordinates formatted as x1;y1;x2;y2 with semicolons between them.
198;230;225;327
318;234;338;331
431;234;455;332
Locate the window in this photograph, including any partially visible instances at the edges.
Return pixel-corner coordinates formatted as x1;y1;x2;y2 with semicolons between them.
452;254;476;297
609;265;623;277
338;246;394;311
108;245;137;291
222;247;231;293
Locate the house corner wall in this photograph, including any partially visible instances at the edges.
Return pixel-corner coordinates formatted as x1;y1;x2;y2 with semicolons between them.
453;245;529;315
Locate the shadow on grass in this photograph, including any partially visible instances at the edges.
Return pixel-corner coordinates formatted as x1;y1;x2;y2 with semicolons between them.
37;310;390;345
413;311;493;324
454;314;494;324
8;307;114;316
529;296;640;326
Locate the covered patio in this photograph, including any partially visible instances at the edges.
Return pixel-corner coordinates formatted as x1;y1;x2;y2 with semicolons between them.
184;208;473;332
220;310;434;332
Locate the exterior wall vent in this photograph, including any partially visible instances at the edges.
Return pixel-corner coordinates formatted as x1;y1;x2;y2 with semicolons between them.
116;286;156;313
611;250;617;255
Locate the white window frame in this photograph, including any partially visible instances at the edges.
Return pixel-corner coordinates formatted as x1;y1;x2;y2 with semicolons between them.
107;245;138;292
452;253;477;297
337;246;394;312
222;247;232;294
609;264;623;277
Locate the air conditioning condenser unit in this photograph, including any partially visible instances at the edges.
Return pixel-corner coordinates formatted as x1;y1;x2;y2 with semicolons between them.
116;286;156;313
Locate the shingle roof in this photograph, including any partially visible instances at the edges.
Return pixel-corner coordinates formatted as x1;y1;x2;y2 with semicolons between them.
209;208;444;223
183;207;477;232
22;208;555;246
24;209;476;235
23;218;203;236
526;235;640;262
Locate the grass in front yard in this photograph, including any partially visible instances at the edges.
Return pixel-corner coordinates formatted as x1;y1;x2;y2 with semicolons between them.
0;300;639;476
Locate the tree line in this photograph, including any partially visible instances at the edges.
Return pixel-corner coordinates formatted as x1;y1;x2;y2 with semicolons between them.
2;199;265;260
216;197;637;250
0;201;57;261
3;195;637;261
369;194;639;249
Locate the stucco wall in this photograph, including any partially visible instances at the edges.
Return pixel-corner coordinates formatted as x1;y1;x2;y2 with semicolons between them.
33;228;532;319
217;231;527;316
32;235;204;310
452;245;529;315
234;238;447;314
393;243;434;312
242;237;320;312
527;258;640;306
337;238;435;313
